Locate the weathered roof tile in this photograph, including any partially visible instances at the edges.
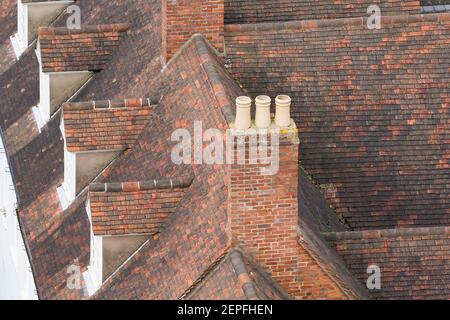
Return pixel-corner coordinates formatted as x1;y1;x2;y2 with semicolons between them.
324;227;450;299
225;0;420;24
226;13;450;231
39;24;129;72
89;178;191;236
62;98;155;152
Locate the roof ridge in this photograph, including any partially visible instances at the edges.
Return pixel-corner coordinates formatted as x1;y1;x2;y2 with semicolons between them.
38;23;130;37
225;12;450;33
229;250;260;300
230;248;293;300
63;97;159;111
181;248;291;300
192;34;237;125
323;226;450;241
89;177;194;193
166;34;239;125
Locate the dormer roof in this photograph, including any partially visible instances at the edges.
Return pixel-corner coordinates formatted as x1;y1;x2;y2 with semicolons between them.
62;98;155;152
38;24;129;73
88;178;192;236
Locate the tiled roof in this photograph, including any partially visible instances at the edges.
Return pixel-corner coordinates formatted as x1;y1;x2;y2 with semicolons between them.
0;0;16;75
297;168;370;300
92;35;243;300
186;249;291;300
298;167;348;233
0;0;16;44
0;39;16;76
0;0;448;301
89;179;192;236
225;0;420;24
0;8;92;296
61;1;164;102
226;13;450;230
62;98;155;152
421;4;450;13
324;227;450;299
39;24;129;72
0;0;164;299
93;34;369;300
421;0;450;6
7;115;90;300
0;51;39;131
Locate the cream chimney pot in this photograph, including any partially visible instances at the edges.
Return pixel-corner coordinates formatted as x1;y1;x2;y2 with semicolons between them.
275;95;292;128
255;95;272;129
235;96;252;130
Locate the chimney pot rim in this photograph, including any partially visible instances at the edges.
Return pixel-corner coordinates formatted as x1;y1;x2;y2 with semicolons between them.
236;96;252;107
255;95;272;107
275;95;292;104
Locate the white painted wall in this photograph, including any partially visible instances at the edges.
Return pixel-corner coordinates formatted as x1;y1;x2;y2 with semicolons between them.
83;198;103;296
39;70;51;123
62;140;77;202
0;135;38;300
16;1;29;54
61;114;122;202
39;70;92;123
14;1;74;58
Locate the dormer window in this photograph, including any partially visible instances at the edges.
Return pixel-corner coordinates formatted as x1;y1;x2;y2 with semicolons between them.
39;70;92;123
61;98;155;202
36;24;129;123
12;0;74;58
83;179;192;295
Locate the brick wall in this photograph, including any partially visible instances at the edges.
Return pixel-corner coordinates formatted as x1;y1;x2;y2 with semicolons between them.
228;131;348;299
229;133;299;294
162;0;224;61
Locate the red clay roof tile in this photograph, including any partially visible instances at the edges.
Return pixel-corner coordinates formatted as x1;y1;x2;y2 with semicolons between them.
89;179;192;236
324;226;450;299
1;0;449;301
62;98;155;152
38;24;129;73
225;0;421;24
226;12;450;231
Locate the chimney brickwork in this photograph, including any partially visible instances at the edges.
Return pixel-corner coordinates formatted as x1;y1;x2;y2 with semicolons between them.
162;0;224;61
228;127;348;299
229;130;301;295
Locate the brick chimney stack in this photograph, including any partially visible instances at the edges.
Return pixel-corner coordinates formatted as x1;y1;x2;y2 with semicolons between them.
162;0;224;61
228;124;302;296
